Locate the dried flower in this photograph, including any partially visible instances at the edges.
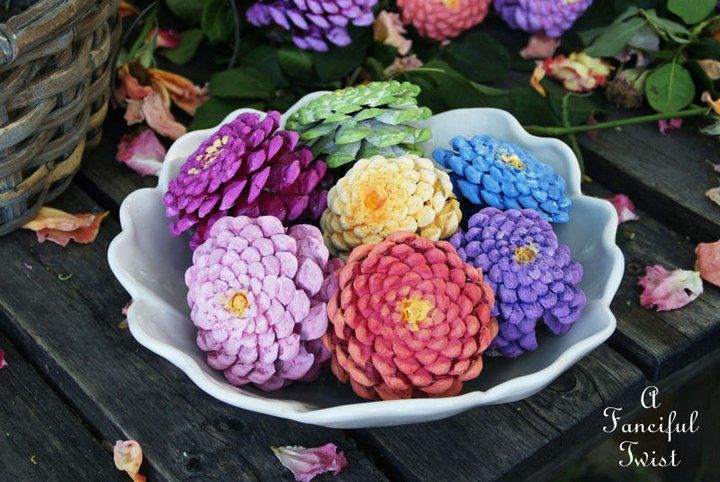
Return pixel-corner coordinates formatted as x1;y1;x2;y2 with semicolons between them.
695;240;720;288
638;265;703;312
164;111;328;249
658;118;683;136
520;33;560;60
113;440;145;482
119;1;139;17
451;208;585;357
604;68;647;109
532;52;612;95
146;28;181;49
495;0;593;38
247;0;377;52
117;128;166;177
434;135;572;223
707;187;720;207
324;231;497;399
272;444;347;482
702;91;720;115
397;0;492;42
23;208;108;247
698;60;720;80
321;154;461;257
383;54;424;77
285;81;432;168
374;11;412;56
186;217;342;390
607;194;639;223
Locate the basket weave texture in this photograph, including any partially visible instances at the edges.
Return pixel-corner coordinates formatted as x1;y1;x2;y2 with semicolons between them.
0;0;121;234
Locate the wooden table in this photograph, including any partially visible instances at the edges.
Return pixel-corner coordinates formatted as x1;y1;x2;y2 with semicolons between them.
1;98;719;481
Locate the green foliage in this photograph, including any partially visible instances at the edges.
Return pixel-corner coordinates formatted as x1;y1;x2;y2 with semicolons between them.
585;12;646;57
278;49;314;79
190;97;251;130
444;33;510;83
209;67;276;99
201;0;234;44
161;29;204;64
312;27;371;82
667;0;716;25
165;0;203;26
645;61;696;113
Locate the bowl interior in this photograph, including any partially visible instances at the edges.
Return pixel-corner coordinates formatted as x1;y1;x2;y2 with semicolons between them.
113;106;620;424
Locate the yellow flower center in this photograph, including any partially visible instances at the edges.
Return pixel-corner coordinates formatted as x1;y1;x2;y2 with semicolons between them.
514;244;539;265
189;135;229;175
225;290;250;317
442;0;459;7
500;152;525;171
351;169;406;225
399;296;433;331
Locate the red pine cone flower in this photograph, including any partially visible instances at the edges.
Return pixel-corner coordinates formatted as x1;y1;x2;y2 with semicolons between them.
323;231;497;400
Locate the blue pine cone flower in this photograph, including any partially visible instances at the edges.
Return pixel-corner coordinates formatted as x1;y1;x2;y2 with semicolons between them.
433;135;571;223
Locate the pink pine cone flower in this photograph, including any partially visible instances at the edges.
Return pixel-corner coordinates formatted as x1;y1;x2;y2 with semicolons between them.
163;111;329;249
323;231;497;400
186;216;344;390
397;0;492;42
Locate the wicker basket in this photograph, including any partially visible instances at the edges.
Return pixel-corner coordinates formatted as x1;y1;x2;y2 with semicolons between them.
0;0;121;235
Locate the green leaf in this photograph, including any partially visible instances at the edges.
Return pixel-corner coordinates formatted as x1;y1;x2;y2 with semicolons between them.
586;15;646;57
368;42;398;67
201;0;234;45
667;0;716;24
641;9;695;44
190;97;263;131
165;0;203;26
161;29;204;65
209;67;275;99
312;26;371;82
242;46;287;87
444;32;510;83
645;61;696;113
278;48;314;78
509;88;559;127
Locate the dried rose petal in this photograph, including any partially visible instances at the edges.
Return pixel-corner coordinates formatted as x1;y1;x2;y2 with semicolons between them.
607;194;639;223
638;265;703;312
117;128;166;177
520;34;559;60
37;212;109;247
383;54;423;78
23;207;95;232
374;11;411;55
147;28;181;49
0;349;6;369
142;91;186;140
113;440;146;482
702;91;720;115
698;60;720;80
696;240;720;288
271;444;347;482
707;187;720;207
658;118;683;135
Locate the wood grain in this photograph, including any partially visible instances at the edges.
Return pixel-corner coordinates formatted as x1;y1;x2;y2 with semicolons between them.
0;185;387;482
0;332;124;481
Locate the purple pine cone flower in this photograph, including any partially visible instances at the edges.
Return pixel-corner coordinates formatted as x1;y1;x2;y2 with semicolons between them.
247;0;378;52
450;208;586;357
163;111;329;249
494;0;593;38
186;216;344;391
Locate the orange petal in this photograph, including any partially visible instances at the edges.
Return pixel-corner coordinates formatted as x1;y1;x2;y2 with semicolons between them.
696;240;720;288
530;64;547;97
23;207;94;232
36;212;109;247
701;91;720;115
149;68;208;116
113;440;146;482
119;1;139;17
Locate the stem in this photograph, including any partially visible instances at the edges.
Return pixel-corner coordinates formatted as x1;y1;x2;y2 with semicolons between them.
524;106;706;136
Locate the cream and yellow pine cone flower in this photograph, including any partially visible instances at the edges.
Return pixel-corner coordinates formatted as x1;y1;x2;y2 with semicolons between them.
320;154;461;257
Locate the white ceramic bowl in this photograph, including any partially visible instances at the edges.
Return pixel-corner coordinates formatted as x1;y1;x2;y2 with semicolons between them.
108;93;624;428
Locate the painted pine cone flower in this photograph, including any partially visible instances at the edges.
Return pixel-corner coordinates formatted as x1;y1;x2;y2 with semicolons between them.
163;111;329;249
450;208;586;357
246;0;378;52
433;135;571;223
324;231;497;399
285;81;432;168
321;154;461;257
494;0;593;38
396;0;492;42
186;216;344;390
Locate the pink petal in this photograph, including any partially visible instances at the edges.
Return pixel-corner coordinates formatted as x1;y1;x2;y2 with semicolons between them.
116;128;166;176
147;28;181;49
520;34;560;60
141;91;186;140
695;240;720;288
658;118;682;136
638;265;703;311
0;349;7;369
607;194;639;223
271;443;347;482
113;440;146;482
124;99;145;125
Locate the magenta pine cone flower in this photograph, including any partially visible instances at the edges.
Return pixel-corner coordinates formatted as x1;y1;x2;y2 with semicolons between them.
163;111;329;249
246;0;378;52
494;0;593;38
185;216;344;391
450;208;586;357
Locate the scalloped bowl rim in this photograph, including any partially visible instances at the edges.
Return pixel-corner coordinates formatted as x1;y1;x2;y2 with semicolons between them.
108;91;624;428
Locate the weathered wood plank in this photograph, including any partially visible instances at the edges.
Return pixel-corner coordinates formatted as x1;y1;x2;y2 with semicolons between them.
0;333;124;481
581;118;720;243
584;183;720;379
0;184;387;482
349;345;644;481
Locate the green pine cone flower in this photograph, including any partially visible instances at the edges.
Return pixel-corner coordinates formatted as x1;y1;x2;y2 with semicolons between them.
286;81;433;168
